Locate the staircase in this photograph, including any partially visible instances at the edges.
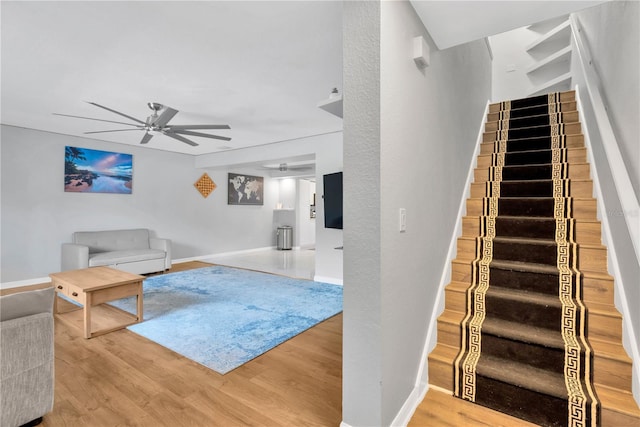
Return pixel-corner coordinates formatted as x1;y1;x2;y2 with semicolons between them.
427;91;640;426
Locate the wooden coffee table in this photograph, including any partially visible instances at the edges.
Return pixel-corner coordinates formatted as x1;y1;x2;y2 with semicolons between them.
50;266;144;339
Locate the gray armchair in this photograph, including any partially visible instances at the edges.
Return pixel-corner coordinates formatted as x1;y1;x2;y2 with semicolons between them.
0;287;54;427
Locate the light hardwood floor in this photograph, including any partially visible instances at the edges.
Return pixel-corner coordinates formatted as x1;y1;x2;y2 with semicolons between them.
39;261;342;426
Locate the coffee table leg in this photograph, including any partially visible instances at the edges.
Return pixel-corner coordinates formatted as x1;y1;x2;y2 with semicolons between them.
137;281;143;322
84;293;92;339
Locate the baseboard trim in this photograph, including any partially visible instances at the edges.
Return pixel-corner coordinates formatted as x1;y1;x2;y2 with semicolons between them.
390;383;429;427
174;246;277;264
314;275;343;286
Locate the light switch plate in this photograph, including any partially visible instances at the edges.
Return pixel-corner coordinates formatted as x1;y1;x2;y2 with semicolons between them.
399;208;407;232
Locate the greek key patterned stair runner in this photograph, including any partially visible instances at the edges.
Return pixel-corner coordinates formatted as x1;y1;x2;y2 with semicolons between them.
453;93;600;426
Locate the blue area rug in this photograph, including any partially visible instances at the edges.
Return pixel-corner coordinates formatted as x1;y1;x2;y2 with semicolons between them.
110;266;342;374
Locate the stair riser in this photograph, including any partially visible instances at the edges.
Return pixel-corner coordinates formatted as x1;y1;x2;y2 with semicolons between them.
445;287;466;314
582;275;614;306
428;354;455;392
466;198;597;219
602;407;640;427
495;217;557;239
480;134;585;154
462;216;601;244
470;180;593;199
488;92;576;113
485;111;580;132
477;147;587;168
493;239;558;265
482;123;582;143
437;316;462;348
487;266;559;296
456;237;607;272
480;332;565;373
474;375;575;427
589;310;623;343
594;354;633;391
485;291;562;329
579;245;608;272
474;163;591;182
486;102;578;122
444;267;616;313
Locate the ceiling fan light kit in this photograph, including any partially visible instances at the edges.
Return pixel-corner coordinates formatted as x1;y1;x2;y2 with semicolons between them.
54;101;231;147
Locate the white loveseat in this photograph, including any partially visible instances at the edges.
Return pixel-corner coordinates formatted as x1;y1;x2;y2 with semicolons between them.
61;228;171;275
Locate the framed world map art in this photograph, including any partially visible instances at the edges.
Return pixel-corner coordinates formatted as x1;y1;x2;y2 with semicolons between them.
228;173;264;205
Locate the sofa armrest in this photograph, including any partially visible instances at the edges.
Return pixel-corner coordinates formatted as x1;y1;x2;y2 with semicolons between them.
61;243;89;271
0;312;55;426
149;238;172;270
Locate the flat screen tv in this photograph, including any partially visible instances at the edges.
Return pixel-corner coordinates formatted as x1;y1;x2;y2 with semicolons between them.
323;172;343;229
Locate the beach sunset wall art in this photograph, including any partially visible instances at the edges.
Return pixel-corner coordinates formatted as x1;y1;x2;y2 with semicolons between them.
64;146;133;194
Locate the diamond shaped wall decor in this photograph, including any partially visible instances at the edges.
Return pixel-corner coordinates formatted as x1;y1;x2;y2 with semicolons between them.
194;173;216;198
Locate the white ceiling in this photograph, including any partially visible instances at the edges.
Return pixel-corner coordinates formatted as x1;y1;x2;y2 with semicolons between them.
1;1;607;162
1;1;343;157
410;1;608;50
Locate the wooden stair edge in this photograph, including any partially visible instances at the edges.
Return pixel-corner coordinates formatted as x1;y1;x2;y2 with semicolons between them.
596;384;640;418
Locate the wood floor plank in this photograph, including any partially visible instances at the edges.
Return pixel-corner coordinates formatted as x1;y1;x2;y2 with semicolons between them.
39;261;343;426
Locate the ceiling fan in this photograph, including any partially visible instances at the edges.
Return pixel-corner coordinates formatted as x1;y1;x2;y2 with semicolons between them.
54;102;231;147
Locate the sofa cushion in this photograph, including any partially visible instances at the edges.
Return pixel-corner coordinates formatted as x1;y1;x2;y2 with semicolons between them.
0;287;54;322
74;228;150;253
88;249;166;266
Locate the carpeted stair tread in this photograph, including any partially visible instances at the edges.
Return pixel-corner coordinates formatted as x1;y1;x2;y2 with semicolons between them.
490;103;576;120
475;353;567;399
482;318;564;352
498;197;556;217
489;260;560;295
487;114;551;130
506;124;569;140
501;164;553;181
490;259;559;275
492;236;557;265
502;149;557;166
487;286;561;308
495;216;556;239
485;286;563;330
499;179;556;197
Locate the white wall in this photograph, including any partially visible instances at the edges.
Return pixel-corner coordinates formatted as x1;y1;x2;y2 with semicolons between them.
342;1;492;425
297;179;316;249
196;131;343;284
571;0;640;400
575;1;640;198
490;25;549;101
0;125;279;284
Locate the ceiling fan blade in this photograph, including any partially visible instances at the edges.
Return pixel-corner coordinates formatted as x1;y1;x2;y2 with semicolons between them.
140;132;153;145
162;131;198;147
84;128;143;134
153;107;178;128
53;113;141;127
168;129;231;141
168;124;230;130
86;101;146;125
